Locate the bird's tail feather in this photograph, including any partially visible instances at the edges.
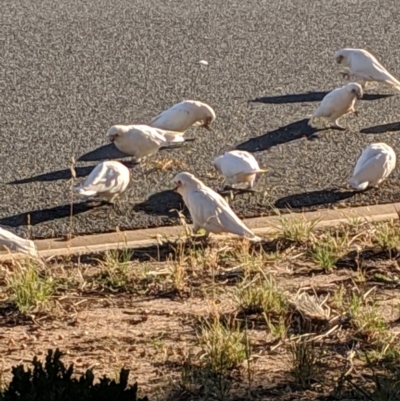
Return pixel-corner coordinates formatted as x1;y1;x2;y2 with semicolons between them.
347;177;368;191
387;79;400;92
75;186;97;196
162;130;186;143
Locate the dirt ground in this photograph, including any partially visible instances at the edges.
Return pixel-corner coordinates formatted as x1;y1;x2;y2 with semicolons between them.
1;220;400;400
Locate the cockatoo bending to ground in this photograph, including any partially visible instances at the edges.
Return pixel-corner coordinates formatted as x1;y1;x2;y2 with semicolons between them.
348;143;396;191
150;100;216;132
74;160;131;202
213;150;267;189
308;83;363;130
173;172;261;241
0;227;37;257
107;124;186;162
335;48;400;92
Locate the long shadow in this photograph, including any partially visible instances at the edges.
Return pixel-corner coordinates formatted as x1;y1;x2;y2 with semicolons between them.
78;141;195;163
251;91;393;104
274;188;357;209
133;190;188;218
360;121;400;134
0;201;105;227
8;159;142;185
236;118;323;153
7;165;98;185
78;143;131;162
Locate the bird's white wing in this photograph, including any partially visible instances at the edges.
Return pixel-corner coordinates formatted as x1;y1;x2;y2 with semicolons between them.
214;153;257;177
313;88;348;118
188;188;256;238
352;51;400;88
150;103;194;131
228;151;262;171
350;153;391;187
83;163;109;188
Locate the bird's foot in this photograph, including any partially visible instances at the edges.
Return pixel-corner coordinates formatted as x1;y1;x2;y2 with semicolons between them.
330;124;346;131
353;110;360;117
340;72;350;80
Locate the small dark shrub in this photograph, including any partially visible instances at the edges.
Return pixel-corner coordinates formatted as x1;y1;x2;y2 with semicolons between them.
0;349;148;401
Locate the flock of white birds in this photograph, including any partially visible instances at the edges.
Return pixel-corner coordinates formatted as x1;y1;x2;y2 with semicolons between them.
2;48;400;256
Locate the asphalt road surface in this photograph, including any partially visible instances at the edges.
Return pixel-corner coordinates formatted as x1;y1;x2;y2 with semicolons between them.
2;0;400;240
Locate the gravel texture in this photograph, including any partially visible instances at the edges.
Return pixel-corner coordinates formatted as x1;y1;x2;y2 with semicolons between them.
2;0;400;239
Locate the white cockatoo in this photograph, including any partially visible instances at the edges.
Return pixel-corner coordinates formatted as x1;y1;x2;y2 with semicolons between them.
308;83;363;129
150;100;216;132
74;160;131;202
173;172;261;241
335;48;400;91
213;150;267;189
0;227;37;257
107;124;185;161
348;143;396;190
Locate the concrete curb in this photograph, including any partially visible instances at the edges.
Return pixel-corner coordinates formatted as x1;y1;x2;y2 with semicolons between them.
1;202;399;261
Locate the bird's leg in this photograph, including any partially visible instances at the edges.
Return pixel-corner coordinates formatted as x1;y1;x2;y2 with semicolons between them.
307;117;314;127
359;79;367;90
330;119;346;131
353;107;359;117
340;71;350;80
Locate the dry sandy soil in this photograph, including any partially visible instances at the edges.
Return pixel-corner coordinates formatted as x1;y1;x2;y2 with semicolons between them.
1;218;400;400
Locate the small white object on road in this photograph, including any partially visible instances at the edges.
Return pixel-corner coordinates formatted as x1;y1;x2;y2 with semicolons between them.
198;60;209;66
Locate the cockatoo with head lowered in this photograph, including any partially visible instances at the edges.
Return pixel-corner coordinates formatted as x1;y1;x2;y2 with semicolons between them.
173;172;261;241
308;83;363;130
348;143;396;191
0;227;37;257
335;48;400;92
107;124;185;162
150;100;216;132
74;160;131;202
213;150;267;189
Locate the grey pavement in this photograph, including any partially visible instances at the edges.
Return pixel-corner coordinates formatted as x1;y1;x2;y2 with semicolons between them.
2;0;400;239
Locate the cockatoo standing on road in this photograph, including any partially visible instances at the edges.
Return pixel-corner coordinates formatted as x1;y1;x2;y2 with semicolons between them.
107;124;185;162
213;150;267;189
335;48;400;92
348;143;396;190
150;100;216;132
173;172;261;241
308;83;363;130
74;160;131;202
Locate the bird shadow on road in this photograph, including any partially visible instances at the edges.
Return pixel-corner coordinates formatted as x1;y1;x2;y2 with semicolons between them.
360;121;400;134
133;190;189;218
250;92;393;104
8;159;142;185
78;143;132;162
236;118;324;153
7;165;98;185
0;201;104;227
78;142;194;164
274;188;357;209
